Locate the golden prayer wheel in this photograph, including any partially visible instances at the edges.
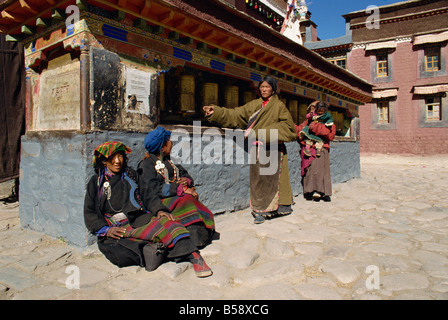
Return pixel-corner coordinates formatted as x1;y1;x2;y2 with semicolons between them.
298;103;308;124
202;82;218;106
243;91;255;104
179;75;195;113
158;73;165;111
288;100;298;124
224;85;239;108
330;110;344;131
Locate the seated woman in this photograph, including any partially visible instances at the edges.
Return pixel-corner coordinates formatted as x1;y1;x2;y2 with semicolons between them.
84;141;213;277
137;126;216;251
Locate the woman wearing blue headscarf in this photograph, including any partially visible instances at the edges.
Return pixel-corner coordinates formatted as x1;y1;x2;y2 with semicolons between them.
137;126;216;277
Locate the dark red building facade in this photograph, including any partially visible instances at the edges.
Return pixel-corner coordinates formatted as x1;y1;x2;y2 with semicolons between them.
307;0;448;155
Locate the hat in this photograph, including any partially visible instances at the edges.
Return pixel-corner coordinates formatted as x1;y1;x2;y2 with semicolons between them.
144;126;172;154
307;100;319;112
92;141;131;167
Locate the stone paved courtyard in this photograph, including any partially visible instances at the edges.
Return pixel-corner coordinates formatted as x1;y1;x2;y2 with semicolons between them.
1;154;447;300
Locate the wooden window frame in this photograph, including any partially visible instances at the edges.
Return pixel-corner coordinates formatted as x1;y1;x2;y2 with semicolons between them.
425;96;441;121
328;57;347;69
425;47;441;72
376;54;388;78
377;100;390;124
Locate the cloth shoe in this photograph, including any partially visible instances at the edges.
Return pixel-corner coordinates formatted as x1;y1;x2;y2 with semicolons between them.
277;205;292;216
188;251;213;278
312;192;321;201
143;243;167;271
251;211;266;224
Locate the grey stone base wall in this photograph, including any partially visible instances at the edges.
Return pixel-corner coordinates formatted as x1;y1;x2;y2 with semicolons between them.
19;131;359;248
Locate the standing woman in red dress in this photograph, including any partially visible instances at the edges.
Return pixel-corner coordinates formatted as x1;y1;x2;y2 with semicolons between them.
295;101;336;202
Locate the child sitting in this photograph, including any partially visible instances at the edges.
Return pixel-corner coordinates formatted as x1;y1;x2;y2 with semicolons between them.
299;102;333;157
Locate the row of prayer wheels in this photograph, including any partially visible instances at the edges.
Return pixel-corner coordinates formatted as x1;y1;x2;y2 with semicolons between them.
172;75;305;123
178;75;254;112
160;74;346;127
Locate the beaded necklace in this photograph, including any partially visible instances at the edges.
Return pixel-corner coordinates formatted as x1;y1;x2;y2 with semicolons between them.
155;159;180;184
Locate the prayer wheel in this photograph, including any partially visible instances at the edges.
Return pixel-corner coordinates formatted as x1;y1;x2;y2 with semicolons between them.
179;75;195;113
330;110;344;131
298;103;308;123
243;90;255;104
224;85;239;108
159;73;165;111
288;100;298;123
202;82;218;106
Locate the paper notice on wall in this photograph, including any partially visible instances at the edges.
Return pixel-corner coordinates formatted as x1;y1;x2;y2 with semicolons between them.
125;67;152;114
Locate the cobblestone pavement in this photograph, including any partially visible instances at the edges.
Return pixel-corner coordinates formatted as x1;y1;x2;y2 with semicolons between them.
1;155;448;300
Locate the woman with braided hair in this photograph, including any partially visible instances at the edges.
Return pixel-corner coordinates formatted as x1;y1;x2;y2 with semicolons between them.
83;141;213;277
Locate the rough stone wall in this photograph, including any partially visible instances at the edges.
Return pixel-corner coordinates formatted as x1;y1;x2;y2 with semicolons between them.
19;131;359;247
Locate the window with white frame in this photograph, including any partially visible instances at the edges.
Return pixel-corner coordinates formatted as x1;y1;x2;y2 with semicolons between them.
377;100;390;123
426;96;441;121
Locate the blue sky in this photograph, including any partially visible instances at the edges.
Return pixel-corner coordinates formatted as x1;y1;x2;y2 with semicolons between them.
306;0;405;40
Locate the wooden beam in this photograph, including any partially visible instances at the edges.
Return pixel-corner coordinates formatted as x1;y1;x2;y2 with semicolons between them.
0;24;8;33
4;0;75;34
21;24;36;35
273;60;284;68
6;34;25;41
158;11;174;24
118;0;127;7
243;47;255;56
282;63;293;71
264;56;274;64
76;0;89;11
254;52;267;60
1;11;26;22
173;16;189;28
19;0;39;15
202;29;215;40
231;42;243;52
36;17;51;27
217;36;230;46
52;8;66;20
188;23;203;35
141;0;152;16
